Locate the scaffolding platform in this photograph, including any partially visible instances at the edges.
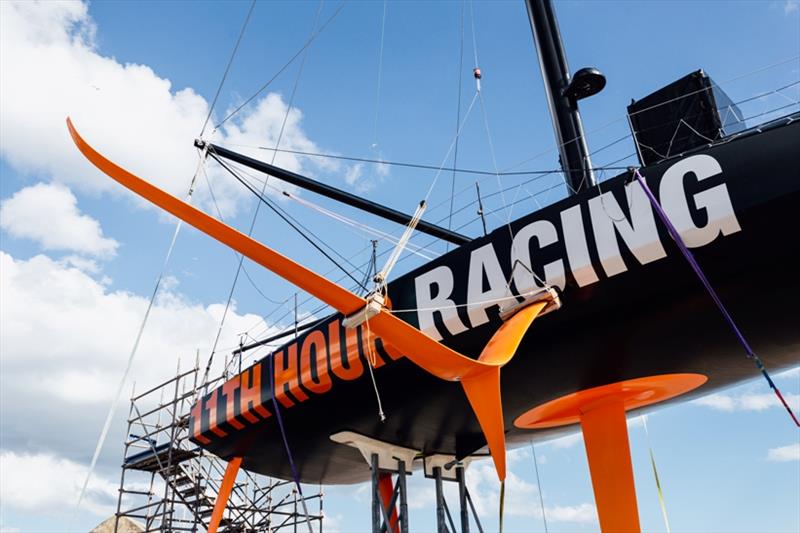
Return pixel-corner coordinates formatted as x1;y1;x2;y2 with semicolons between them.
113;358;324;532
124;443;198;472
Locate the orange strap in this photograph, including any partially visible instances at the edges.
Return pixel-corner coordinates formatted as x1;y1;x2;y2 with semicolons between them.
67;118;550;480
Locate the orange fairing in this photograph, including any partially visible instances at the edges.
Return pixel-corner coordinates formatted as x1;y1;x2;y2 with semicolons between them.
66;118;365;317
208;456;243;533
67;118;550;480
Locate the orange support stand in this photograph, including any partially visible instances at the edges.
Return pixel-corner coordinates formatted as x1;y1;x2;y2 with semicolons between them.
208;456;243;533
580;396;640;532
378;472;400;532
515;374;707;533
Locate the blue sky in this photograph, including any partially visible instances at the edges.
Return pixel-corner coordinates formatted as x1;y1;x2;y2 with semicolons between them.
0;1;798;532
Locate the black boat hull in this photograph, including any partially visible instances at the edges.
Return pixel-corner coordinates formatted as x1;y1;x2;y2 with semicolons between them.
190;116;800;484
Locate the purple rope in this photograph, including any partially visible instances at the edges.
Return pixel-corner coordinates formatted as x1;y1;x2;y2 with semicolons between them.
268;353;305;494
632;169;799;427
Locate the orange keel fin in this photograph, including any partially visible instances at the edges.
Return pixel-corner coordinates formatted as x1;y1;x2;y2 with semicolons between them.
461;368;506;479
67;119;551;481
208;456;243;533
460;302;548;480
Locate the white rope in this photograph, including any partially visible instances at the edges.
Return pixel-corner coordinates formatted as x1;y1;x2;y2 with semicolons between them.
390;288;548;314
364;318;386;422
278;189;436;260
375;200;427;288
423;91;479;201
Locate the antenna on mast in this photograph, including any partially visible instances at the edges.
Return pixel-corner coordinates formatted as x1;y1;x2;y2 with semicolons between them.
525;0;605;194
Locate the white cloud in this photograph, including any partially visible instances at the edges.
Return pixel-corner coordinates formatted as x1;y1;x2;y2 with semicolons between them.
0;250;276;464
344;163;364;187
0;450;117;517
0;0;332;218
537;416;647;451
766;443;800;462
395;455;596;524
694;392;800;412
544;432;583;449
60;254;103;274
340;151;389;193
463;459;596;523
321;512;343;533
1;182;119;257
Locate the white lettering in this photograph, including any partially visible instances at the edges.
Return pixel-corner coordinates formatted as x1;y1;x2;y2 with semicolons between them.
659;155;741;248
589;182;666;277
560;205;599;287
511;220;565;293
414;265;469;341
467;243;510;327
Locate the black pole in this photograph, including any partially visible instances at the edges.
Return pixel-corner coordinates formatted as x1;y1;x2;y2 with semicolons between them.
372;454;380;533
526;0;596;193
197;140;472;246
456;466;469;533
398;461;409;533
434;467;446;533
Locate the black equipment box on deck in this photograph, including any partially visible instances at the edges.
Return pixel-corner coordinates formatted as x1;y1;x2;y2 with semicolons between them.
628;70;744;166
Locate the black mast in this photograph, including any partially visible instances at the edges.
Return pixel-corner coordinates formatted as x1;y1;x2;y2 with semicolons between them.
525;0;605;194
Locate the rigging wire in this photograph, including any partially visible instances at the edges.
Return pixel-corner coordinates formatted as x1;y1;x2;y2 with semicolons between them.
364;242;387;422
213;1;347;131
200;0;257;137
240;163;610;341
284;190;437;260
210;152;370;291
214;142;627;176
371;0;388;150
199;160;289;305
239;119;648;340
423;91;480;201
221;160;383;276
201;0;326;393
234;62;798;350
447;0;466;249
217;158;438;259
503;55;800;173
74;155;203;520
530;442;549;533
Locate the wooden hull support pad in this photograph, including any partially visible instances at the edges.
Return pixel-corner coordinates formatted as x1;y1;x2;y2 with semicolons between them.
208;455;243;533
514;374;707;533
331;431;417;533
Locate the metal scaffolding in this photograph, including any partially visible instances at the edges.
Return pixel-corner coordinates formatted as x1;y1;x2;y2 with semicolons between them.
114;358;323;532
